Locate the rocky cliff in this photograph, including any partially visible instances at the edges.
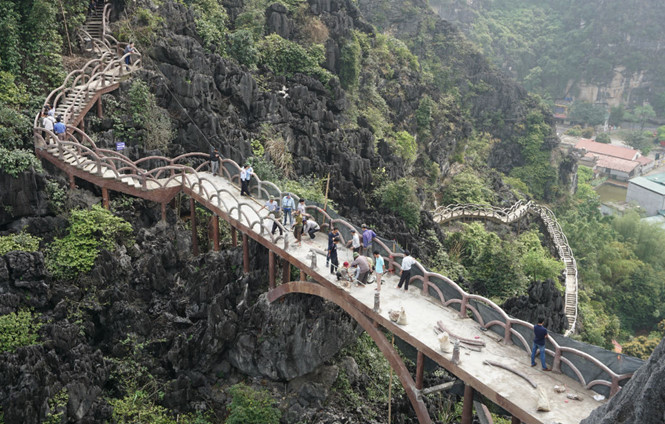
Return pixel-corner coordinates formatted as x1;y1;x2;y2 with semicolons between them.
0;182;363;422
581;336;665;424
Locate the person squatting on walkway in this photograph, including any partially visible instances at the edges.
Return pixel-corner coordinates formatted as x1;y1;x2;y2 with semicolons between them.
361;224;377;255
397;250;416;291
282;193;295;226
240;164;252;196
329;237;340;274
531;317;550;371
351;252;370;286
373;251;385;292
303;218;320;239
260;198;282;235
210;149;220;176
326;227;340;267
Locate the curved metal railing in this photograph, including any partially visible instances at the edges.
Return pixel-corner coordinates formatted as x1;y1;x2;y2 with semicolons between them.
30;3;629;398
432;201;578;336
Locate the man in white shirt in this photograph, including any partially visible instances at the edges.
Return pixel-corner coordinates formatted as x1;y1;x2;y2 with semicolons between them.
297;198;307;216
397;250;417;291
42;113;56;144
303;218;320;239
346;229;361;253
260;198;282;236
240;164;252;196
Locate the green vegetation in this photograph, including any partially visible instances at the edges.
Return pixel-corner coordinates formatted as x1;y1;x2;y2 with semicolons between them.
0;230;41;256
0;147;42;177
122;80;173;151
624;130;655;155
333;332;404;420
226;383;281;424
559;169;665;347
190;0;228;53
444;223;563;300
339;34;362;90
257;34;332;83
440;170;495;205
0;310;41;353
433;0;665;114
568;101;606;127
595;133;611;144
44;388;68;424
377;177;421;229
47;205;134;280
508;108;558;200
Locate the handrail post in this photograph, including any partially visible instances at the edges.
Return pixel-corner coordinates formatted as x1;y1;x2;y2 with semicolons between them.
190;198;199;256
458;295;468;319
503;320;513;345
552;346;562;373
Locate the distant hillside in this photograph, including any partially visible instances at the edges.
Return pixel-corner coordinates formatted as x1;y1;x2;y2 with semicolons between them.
430;0;665;115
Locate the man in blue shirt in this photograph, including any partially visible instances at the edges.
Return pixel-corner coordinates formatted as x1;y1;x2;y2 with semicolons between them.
361;223;377;256
53;116;67;141
531;317;550;371
281;193;295;226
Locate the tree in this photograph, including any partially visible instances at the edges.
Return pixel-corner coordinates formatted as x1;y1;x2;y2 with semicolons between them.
595;132;611;143
568;101;606;127
625;130;655;154
633;104;656;131
608;105;625;127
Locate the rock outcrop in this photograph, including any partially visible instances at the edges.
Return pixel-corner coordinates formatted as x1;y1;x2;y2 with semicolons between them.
581;336;665;424
502;279;568;333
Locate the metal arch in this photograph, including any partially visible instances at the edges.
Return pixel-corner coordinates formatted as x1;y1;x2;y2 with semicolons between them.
268;281;432;424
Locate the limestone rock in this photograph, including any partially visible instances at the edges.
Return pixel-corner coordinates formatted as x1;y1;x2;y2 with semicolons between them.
581;337;665;424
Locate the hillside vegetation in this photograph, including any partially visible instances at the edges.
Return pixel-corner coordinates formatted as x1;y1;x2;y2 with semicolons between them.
430;0;665;115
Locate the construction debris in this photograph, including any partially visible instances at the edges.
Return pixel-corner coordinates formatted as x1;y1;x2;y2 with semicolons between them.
483;360;537;389
389;307;407;325
537;386;551;412
437;321;486;346
438;331;453;353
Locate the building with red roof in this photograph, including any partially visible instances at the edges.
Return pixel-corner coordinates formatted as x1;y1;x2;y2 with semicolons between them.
575;138;653;181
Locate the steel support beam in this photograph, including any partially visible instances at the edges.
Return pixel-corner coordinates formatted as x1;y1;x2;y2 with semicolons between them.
231;226;237;247
300;269;306;281
511;417;520;424
269;282;432;424
212;215;220;252
242;233;249;273
69;173;75;189
416;351;425;390
190;198;199;256
269;251;276;289
161;203;167;222
462;384;474;424
102;187;109;210
282;258;290;284
96;97;103;118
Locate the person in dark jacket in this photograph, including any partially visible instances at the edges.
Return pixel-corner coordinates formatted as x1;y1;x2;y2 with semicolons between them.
329;237;340;274
530;317;550;371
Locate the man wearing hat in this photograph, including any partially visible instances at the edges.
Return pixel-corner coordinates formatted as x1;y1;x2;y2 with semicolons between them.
350;252;370;286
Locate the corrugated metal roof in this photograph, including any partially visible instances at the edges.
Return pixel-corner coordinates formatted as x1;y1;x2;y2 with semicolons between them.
629;175;665;195
575;139;639;160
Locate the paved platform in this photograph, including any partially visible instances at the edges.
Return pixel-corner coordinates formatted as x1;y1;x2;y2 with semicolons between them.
186;172;604;424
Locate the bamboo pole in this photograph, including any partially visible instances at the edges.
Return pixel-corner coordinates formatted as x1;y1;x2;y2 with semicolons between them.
323;172;331;211
57;0;73;55
388;333;394;424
